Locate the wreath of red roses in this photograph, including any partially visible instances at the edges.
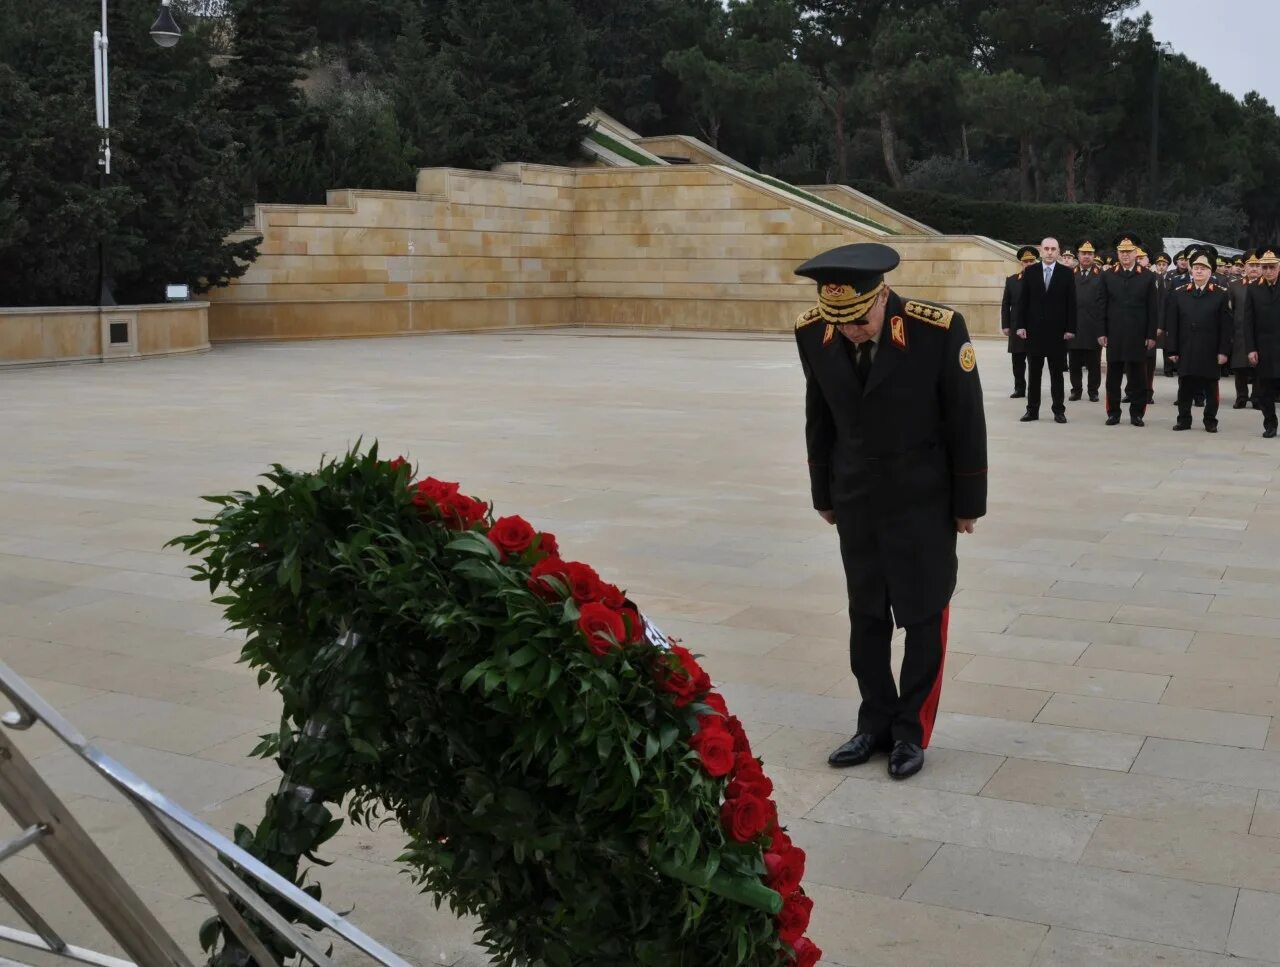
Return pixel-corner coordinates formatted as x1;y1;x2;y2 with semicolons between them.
400;465;822;967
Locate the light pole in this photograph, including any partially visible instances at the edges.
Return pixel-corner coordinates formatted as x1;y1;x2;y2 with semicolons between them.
93;0;182;306
1147;40;1172;210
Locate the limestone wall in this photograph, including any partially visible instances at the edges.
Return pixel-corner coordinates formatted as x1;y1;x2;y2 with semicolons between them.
0;302;210;368
208;164;1016;341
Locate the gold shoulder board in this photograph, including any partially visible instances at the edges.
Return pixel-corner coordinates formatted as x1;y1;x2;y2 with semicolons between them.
795;306;823;330
904;300;954;330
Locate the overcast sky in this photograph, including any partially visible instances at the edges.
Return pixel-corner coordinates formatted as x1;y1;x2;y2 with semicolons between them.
1133;0;1275;106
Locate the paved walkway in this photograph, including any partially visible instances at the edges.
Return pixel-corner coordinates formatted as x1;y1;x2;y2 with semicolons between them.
3;331;1280;965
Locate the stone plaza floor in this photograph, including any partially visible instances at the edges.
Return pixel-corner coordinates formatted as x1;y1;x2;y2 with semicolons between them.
4;330;1280;966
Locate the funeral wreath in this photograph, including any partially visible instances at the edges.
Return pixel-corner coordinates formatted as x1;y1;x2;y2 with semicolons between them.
170;445;821;967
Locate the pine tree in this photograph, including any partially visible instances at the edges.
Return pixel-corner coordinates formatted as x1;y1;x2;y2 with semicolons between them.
429;0;595;170
224;0;313;200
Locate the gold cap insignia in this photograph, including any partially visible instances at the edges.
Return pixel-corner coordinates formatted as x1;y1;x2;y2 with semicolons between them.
1258;249;1280;265
1078;241;1096;253
1116;237;1138;252
818;282;885;324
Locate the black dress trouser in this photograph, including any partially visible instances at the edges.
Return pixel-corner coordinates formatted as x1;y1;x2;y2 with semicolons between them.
1068;348;1101;396
1106;360;1148;419
1026;351;1066;416
848;607;949;748
1176;377;1220;427
1011;352;1027;393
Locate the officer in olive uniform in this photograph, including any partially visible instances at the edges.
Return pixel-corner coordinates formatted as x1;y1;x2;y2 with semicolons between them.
1002;245;1039;398
794;242;988;781
1069;239;1105;401
1242;244;1280;437
1101;233;1159;426
1231;251;1261;408
1165;246;1232;432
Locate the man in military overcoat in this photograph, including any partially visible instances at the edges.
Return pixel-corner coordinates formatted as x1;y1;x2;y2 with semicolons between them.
1164;246;1233;432
1101;233;1159;426
793;242;988;781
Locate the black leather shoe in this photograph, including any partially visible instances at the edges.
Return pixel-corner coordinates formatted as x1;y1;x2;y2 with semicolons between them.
1265;427;1277;439
1009;390;1026;399
1205;423;1219;433
887;741;924;780
828;733;887;768
1068;391;1082;401
1088;393;1099;402
1234;399;1248;409
1173;422;1191;431
1131;416;1145;427
1019;411;1038;422
1054;413;1067;424
1106;415;1121;425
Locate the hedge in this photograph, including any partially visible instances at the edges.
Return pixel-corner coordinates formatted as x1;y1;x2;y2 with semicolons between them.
849;181;1180;251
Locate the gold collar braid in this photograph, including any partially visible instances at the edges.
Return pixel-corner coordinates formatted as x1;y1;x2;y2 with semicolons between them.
818;282;885;324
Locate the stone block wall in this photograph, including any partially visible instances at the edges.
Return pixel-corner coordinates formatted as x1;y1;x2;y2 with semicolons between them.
0;303;210;368
207;164;1015;341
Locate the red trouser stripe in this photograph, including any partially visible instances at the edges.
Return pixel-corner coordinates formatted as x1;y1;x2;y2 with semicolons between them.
917;605;950;749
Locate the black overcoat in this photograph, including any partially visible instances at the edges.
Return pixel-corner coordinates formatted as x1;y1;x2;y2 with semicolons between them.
797;292;988;626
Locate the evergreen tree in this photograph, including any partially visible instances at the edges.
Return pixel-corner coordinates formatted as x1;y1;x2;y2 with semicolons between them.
224;0;314;201
428;0;595;170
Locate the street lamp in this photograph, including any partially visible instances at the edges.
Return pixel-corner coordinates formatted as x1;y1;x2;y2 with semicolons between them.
93;0;182;306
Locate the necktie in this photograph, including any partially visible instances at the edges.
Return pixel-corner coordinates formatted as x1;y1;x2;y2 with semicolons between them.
857;341;874;382
1044;264;1052;288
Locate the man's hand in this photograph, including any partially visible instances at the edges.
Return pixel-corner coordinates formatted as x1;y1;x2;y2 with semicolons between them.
1098;336;1107;347
1016;329;1027;340
1145;339;1156;350
1168;355;1179;364
817;509;837;525
956;518;976;534
1250;351;1260;366
1002;328;1010;336
1218;354;1229;366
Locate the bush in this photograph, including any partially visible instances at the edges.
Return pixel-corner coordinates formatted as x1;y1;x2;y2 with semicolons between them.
850;180;1180;248
171;446;821;967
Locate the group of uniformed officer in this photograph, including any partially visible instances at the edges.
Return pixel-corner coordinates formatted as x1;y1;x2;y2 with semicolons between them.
1003;235;1280;436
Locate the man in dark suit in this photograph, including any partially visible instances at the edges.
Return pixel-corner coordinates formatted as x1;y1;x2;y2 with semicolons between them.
794;243;987;781
1001;246;1039;398
1017;237;1078;423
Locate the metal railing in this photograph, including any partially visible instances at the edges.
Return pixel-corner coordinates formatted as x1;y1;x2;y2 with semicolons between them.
0;660;411;967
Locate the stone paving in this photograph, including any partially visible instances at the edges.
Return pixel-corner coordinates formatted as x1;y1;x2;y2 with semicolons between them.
3;330;1280;965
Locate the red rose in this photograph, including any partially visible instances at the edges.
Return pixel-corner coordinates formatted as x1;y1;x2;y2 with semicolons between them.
441;493;488;530
656;646;712;707
411;477;460;508
777;891;814;945
720;792;769;843
486;515;537;559
619;605;646;643
562;561;603;604
790;938;821;967
689;724;735;777
727;758;773;799
764;846;806;897
725;715;751;754
703;693;728;718
578;602;626;656
534;532;559;559
770;825;793;853
598;582;626;609
528;557;570;600
387;456;409;472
